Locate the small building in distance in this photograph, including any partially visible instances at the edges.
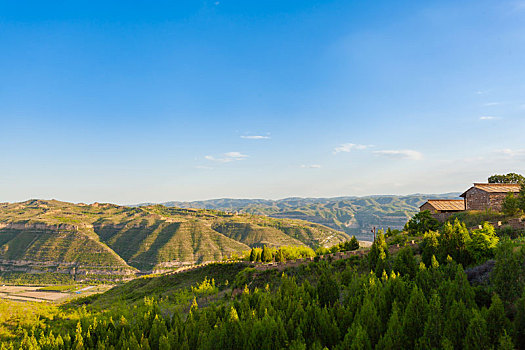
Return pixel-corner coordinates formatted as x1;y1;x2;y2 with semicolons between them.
419;199;466;221
460;183;521;212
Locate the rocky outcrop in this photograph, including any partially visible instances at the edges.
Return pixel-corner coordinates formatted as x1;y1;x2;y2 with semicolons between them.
0;222;92;231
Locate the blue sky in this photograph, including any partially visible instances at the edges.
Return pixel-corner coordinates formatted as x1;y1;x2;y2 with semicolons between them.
1;0;525;204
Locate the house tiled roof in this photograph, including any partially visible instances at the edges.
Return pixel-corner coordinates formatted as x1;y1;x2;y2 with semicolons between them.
460;183;521;197
421;199;465;211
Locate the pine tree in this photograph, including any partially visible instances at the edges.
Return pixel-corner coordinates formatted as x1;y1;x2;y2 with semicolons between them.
486;294;508;347
376;302;403;350
464;310;489;350
514;291;525;349
249;248;256;262
159;335;170;350
317;272;339;307
421;230;440;266
392;246;417;278
355;297;381;346
402;286;428;348
74;321;84;350
261;245;273;262
420;293;443;349
349;236;360;250
443;300;470;349
498;330;514;350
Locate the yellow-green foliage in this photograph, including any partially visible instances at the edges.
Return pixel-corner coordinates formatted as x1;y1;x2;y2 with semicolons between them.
191;277;218;296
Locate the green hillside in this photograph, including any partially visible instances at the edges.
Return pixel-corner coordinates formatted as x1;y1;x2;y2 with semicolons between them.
149;193;461;240
0;200;347;278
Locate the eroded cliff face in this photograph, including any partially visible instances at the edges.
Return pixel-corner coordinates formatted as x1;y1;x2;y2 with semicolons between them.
0;220;137;281
0;222;89;231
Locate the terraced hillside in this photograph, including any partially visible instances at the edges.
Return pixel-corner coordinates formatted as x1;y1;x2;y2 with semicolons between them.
0;200;348;278
152;193;461;240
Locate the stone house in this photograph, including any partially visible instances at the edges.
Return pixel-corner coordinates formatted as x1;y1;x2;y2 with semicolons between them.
460;183;521;211
420;183;521;220
419;199;465;221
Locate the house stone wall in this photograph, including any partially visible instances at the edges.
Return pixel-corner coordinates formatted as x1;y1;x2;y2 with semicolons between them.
465;188;491;211
465;188;511;212
420;203;437;213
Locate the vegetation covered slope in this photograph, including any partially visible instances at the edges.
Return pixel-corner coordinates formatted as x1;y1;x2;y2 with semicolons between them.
0;200;347;275
147;193;460;240
4;225;525;349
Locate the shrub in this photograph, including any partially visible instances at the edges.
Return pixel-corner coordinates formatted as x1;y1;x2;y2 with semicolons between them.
405;210;440;235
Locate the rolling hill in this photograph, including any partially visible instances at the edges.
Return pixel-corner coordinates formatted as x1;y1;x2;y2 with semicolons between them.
140;193;461;240
0;200;348;279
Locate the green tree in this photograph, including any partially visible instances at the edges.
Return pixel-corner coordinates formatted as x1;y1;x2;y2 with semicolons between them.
467;222;499;263
249;248;256;262
275;249;285;262
486;294;508;347
464;310;489;350
376;302;403;350
514;291;525;349
402;286;428;348
488;173;525;184
368;232;389;275
392;246;417;278
420;293;443;349
159;335;170;350
317;272;339;307
349;236;360;250
518;183;525;211
404;210;440;235
345;322;372;350
421;230;440;266
502;192;521;216
439;219;471;265
497;331;514;350
492;240;524;302
261;245;273;262
355;297;381;346
73;322;84;350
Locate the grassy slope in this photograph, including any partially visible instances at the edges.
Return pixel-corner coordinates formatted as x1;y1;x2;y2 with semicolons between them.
0;200;347;273
87;262;250;307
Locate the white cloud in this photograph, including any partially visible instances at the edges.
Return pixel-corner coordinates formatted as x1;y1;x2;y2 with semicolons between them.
240;135;270;140
224;152;248;159
479;116;500;120
333;143;370;154
373;149;423;160
205;152;249;163
483;102;501;106
499;148;525;160
301;164;322;169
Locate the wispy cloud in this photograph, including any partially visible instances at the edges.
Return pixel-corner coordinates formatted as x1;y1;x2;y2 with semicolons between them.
301;164;322;169
479;116;501;120
483;102;501;106
499;148;525;160
240;135;270;140
373;149;423;160
333;143;370;154
205;152;249;163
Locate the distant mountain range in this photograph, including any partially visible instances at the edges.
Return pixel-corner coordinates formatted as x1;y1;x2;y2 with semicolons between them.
136;193;461;240
0;200;349;280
